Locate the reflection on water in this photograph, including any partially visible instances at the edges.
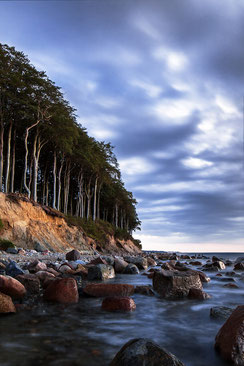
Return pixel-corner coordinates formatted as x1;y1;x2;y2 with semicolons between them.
0;260;243;366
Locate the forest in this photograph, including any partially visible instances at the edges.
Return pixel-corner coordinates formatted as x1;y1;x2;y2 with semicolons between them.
0;44;141;237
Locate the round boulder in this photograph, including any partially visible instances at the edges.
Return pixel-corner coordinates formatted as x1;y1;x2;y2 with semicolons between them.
102;296;136;312
110;338;185;366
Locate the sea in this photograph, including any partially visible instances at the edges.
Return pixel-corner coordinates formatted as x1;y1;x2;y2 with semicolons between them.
0;252;243;366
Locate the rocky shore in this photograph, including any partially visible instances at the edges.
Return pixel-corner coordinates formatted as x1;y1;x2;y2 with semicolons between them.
0;248;244;365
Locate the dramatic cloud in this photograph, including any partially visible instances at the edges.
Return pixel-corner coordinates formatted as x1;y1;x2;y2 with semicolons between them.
0;0;243;251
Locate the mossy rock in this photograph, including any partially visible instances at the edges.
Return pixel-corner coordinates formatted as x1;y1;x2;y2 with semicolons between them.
0;239;15;251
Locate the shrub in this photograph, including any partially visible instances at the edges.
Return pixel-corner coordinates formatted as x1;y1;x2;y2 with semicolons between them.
0;218;3;230
0;239;15;251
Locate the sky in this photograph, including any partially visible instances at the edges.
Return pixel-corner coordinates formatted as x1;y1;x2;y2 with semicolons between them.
0;0;243;252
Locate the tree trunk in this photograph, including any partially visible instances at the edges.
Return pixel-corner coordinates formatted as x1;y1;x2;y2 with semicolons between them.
93;176;98;221
115;203;118;228
10;128;16;193
57;156;64;211
52;150;57;209
5;121;12;193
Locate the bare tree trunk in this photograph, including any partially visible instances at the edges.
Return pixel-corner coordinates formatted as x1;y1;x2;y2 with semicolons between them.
85;178;93;219
42;165;47;204
10;128;16;193
5;121;12;193
63;160;71;215
93;176;98;221
57;155;64;211
45;177;49;206
52;150;57;209
24;120;41;198
115;203;118;228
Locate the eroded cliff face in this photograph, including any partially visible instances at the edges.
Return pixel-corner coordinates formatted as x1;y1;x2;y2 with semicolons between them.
0;193;141;254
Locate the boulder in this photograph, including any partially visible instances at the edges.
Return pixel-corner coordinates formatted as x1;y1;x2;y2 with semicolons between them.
123;264;140;274
153;270;202;299
6;247;18;254
102;296;136;312
58;264;75;274
235;257;244;263
83;283;134;297
210;306;234;320
16;274;40;294
215;305;244;365
188;288;211;300
34;241;46;252
65;249;81;261
234;262;244;271
189;261;202;266
0;275;26;299
213;261;226;270
43;278;78;304
102;256;115;266
28;260;47;273
5;260;24;277
110;338;185;366
124;256;148;270
0;292;16;314
87;264;115;280
114;258;128;273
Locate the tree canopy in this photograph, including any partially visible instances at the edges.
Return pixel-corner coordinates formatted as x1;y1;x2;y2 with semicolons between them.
0;43;141;234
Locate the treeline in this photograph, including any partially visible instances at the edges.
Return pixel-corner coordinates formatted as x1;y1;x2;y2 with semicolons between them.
0;44;141;234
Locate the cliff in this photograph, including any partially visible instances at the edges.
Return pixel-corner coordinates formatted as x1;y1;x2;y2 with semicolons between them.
0;193;141;255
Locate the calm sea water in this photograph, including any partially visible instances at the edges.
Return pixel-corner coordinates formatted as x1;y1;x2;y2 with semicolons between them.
0;253;243;366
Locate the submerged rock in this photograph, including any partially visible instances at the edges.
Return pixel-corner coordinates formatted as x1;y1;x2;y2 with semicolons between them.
87;264;115;280
0;292;16;314
215;305;244;365
153;270;202;299
210;306;234;320
83;283;134;297
234;262;244;271
102;296;136;312
134;285;154;296
110;338;185;366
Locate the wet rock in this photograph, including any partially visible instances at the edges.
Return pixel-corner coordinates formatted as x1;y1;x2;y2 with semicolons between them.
225;260;232;266
43;278;78;304
196;271;210;283
134;285;154;296
213;261;226;270
59;264;75;274
223;283;239;289
46;268;59;276
0;292;16;314
234;262;244;271
210;306;234;320
181;255;191;259
202;263;220;272
153;270;202;299
0;275;26;299
114;258;128;273
83;283;134;297
124;256;148;270
161;262;175;271
212;256;221;262
110;338;185;366
123;263;140;274
102;296;136;312
65;249;81;261
188;288;211;300
16;274;40;294
189;261;202;266
215;305;244;365
87;264;115;280
5;260;24;277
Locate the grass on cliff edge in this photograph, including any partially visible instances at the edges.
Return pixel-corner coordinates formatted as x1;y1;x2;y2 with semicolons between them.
65;216;142;249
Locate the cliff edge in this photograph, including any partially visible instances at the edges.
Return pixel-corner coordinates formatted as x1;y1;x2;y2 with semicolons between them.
0;193;141;255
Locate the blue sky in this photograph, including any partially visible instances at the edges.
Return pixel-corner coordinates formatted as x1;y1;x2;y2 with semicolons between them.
0;0;243;252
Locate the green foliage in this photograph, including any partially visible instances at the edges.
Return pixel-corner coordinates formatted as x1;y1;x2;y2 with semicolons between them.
0;219;3;230
133;239;142;250
0;239;15;251
114;228;131;241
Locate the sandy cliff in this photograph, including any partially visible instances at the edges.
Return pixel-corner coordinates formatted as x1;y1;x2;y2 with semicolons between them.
0;193;141;254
